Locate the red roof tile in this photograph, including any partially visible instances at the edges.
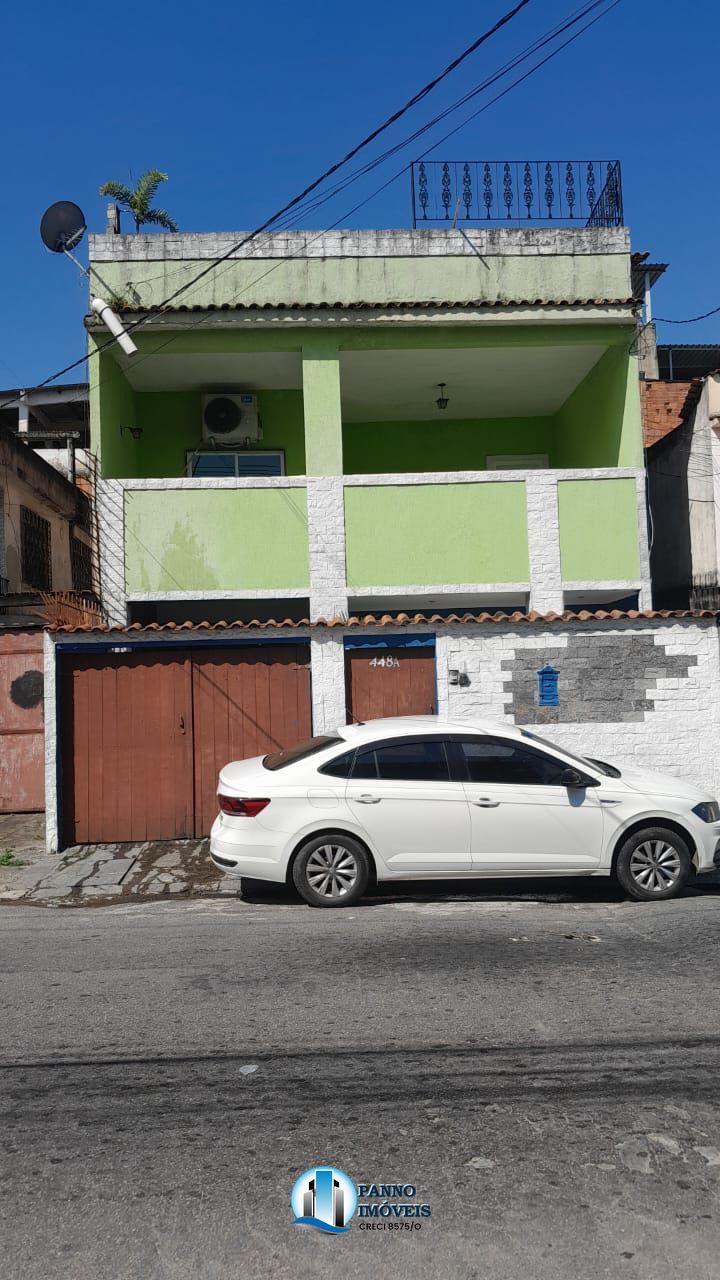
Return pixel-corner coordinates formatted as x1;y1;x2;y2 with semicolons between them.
48;608;720;635
93;297;637;317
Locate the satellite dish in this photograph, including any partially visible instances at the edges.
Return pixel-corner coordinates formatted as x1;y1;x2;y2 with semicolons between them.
40;201;86;253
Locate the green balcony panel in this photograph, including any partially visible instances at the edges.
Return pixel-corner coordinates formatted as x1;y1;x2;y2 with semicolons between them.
344;483;529;587
124;489;309;592
558;479;640;582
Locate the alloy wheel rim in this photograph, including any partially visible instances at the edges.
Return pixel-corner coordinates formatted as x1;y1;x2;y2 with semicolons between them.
629;840;682;893
306;844;359;899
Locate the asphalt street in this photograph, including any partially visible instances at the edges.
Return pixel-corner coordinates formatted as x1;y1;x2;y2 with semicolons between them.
2;877;720;1280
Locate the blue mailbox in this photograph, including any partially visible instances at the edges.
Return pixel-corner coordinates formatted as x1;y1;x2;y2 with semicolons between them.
537;663;559;706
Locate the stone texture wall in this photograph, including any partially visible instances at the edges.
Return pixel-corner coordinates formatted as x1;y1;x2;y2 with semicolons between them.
306;477;348;619
437;620;720;795
502;634;698;724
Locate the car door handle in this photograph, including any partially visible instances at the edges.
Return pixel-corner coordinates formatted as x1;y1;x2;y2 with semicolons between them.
599;798;621;805
356;794;382;804
473;797;500;808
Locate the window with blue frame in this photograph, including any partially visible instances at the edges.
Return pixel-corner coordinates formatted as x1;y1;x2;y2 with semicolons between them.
187;451;285;478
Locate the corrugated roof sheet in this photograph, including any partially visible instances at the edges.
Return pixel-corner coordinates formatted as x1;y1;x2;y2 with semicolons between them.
630;254;667;300
48;608;720;635
102;297;636;316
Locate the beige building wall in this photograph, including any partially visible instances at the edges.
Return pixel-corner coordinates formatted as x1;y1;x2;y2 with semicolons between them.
1;466;74;592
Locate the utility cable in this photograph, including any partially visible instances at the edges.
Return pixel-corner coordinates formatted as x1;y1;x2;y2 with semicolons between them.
2;0;535;407
7;0;624;409
654;303;720;325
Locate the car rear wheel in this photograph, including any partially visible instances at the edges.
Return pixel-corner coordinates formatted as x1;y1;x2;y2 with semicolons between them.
292;835;369;908
614;826;692;901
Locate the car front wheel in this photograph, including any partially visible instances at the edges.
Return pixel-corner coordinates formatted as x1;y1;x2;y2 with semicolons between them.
292;834;370;907
614;826;692;901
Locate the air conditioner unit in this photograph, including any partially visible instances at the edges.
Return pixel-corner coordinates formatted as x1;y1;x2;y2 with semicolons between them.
201;393;261;445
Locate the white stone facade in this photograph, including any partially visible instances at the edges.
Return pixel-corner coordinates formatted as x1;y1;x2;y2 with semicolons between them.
306;476;348;619
435;619;720;796
525;472;563;613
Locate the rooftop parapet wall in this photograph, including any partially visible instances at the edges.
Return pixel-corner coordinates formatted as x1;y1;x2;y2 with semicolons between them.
88;227;632;314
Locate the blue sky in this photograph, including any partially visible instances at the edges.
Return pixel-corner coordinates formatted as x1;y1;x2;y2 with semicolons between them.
3;0;719;388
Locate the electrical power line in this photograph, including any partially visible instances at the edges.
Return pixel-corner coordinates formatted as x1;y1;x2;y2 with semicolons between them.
655;303;720;325
270;0;612;227
124;0;535;318
112;1;609;294
8;0;623;411
82;0;625;416
5;0;536;408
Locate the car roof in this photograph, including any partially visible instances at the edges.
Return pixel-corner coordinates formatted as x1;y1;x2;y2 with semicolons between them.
335;716;523;745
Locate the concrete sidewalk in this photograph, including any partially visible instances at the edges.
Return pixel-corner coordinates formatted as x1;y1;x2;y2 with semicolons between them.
0;814;238;905
2;812;719;909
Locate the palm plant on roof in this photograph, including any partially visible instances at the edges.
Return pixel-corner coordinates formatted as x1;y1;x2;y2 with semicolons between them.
98;169;178;232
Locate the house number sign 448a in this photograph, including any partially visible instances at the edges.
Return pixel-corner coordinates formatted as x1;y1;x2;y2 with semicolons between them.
369;656;400;668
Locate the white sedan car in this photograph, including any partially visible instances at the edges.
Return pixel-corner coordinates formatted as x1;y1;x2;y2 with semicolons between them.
210;716;720;907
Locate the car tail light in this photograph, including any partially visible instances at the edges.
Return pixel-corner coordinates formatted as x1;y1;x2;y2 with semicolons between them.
218;796;270;817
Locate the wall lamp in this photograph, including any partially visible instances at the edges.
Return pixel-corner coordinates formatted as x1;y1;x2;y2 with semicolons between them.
436;382;449;411
120;425;143;440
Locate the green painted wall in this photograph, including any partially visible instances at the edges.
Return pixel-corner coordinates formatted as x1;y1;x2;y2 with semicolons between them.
94;374;305;479
558;478;640;581
344;483;529;585
93;326;641;478
302;339;343;475
343;416;556;474
91;342;138;476
554;347;642;468
132;389;306;478
124;489;309;592
92;251;630;312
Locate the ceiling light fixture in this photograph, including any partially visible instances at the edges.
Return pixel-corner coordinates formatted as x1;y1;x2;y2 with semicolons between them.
436;382;449;411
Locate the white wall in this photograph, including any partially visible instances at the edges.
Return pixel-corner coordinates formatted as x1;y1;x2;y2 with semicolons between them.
435;619;720;796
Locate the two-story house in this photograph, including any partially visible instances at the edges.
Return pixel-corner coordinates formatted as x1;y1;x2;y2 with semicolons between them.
43;162;720;850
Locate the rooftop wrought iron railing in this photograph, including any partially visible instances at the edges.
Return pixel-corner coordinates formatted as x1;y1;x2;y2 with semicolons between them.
410;160;623;228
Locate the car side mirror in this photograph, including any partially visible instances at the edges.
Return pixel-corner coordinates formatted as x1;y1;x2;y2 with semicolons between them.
558;767;600;788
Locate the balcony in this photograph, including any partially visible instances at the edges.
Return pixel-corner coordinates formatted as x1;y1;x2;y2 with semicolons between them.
103;468;647;622
411;159;623;227
89;221;645;620
343;469;644;612
121;481;309;596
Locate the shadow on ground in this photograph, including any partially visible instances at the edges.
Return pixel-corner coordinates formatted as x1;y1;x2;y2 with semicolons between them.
238;872;720;908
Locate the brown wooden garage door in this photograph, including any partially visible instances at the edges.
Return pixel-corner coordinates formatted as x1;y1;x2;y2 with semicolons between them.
0;630;45;813
191;646;311;838
345;646;436;722
60;644;311;845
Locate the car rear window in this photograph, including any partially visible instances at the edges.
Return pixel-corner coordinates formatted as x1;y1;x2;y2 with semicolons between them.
352;739;451;782
263;736;343;771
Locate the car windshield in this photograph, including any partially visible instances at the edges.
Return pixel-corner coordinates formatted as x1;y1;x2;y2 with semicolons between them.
263;735;343;771
520;730;622;778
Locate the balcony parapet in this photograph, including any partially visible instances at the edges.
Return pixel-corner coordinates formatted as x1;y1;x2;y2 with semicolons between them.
411;160;623;228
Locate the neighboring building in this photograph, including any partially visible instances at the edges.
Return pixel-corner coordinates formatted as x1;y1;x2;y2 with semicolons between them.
0;426;95;813
42;159;720;851
0;425;94;614
644;358;720;608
